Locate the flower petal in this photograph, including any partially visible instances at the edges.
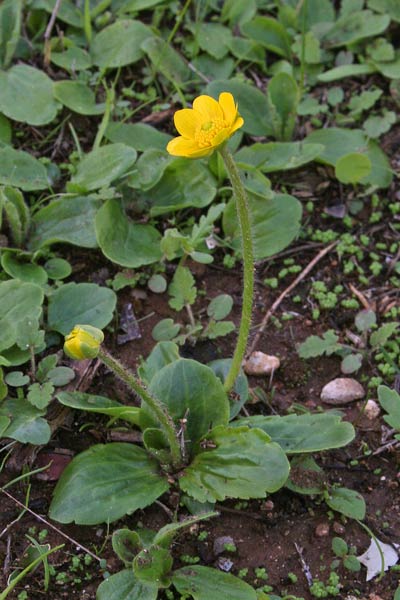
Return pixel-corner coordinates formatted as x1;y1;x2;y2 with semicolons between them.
211;127;232;148
230;116;244;135
193;95;223;121
174;108;200;138
167;136;212;158
219;92;237;124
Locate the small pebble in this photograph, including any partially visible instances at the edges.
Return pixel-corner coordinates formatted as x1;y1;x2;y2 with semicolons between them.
320;378;365;405
364;399;380;420
244;351;280;376
263;500;274;511
333;522;345;535
213;536;235;556
216;556;234;572
315;522;330;537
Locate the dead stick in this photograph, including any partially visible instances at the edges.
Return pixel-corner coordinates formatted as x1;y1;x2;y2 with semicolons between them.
247;241;338;357
294;542;313;586
43;0;63;67
0;488;102;563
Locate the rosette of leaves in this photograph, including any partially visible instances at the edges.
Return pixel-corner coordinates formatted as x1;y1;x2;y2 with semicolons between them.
50;342;354;526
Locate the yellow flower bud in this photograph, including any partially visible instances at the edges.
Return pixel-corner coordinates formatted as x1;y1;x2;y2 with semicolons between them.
64;325;104;360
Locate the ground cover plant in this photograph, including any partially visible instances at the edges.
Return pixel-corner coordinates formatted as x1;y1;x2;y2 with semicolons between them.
0;0;399;598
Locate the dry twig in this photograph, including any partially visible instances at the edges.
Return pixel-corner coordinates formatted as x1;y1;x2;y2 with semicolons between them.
0;488;102;563
43;0;63;67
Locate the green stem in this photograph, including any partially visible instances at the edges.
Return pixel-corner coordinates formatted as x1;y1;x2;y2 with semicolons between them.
219;147;254;393
98;349;182;469
92;84;115;151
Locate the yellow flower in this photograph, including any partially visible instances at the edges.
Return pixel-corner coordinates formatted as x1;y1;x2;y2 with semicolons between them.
64;325;104;360
166;92;244;158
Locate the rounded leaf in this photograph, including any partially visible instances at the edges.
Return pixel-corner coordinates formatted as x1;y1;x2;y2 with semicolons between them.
49;443;169;524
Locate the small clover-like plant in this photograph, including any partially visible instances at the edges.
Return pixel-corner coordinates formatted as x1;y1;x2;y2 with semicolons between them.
0;352;75;445
331;537;361;573
152;293;235;345
298;308;398;378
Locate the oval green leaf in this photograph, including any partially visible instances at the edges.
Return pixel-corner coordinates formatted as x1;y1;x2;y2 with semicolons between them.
70;144;137;191
47;282;116;334
0;147;48;191
96;199;162;268
97;570;158;600
173;566;257;600
91;19;152;68
179;426;290;503
0;65;58;125
29;195;101;250
49;443;168;524
335;152;372;184
147;359;230;455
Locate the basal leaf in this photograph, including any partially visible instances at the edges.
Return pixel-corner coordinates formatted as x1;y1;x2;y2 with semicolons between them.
235;413;355;453
236;142;324;173
95;199;162;268
51;46;92;71
377;385;400;430
105;121;172;152
136;159;216;216
29;195;101;250
0;0;22;68
147;359;229;455
54;81;104;115
325;486;366;519
322;10;390;48
179;426;290;503
91;19;153;68
223;191;302;260
141;37;190;84
0;398;50;444
138;341;180;384
241;16;292;58
305;128;392;188
0;147;48;191
49;443;168;524
335;153;372;184
57;391;141;426
0;65;58;126
47;282;116;334
97;570;158;600
173;566;257;600
70;144;137;191
318;63;376;82
0;280;44;353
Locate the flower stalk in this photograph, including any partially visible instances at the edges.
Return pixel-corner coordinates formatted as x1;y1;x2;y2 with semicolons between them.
98;349;183;470
219;146;254;393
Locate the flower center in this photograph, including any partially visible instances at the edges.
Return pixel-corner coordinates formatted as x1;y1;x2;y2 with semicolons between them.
196;118;227;147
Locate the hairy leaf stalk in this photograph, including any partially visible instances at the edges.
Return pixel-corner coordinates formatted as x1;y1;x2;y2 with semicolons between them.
98;349;182;469
219;147;254;393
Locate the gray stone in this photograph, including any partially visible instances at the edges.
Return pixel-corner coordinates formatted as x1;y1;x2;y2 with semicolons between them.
364;399;380;420
213;536;235;556
244;351;280;376
321;378;365;405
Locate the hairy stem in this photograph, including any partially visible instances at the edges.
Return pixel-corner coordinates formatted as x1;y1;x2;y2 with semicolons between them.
219;147;254;393
98;349;182;469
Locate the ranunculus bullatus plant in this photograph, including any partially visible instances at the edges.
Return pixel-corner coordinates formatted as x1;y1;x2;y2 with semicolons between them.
166;92;244;158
